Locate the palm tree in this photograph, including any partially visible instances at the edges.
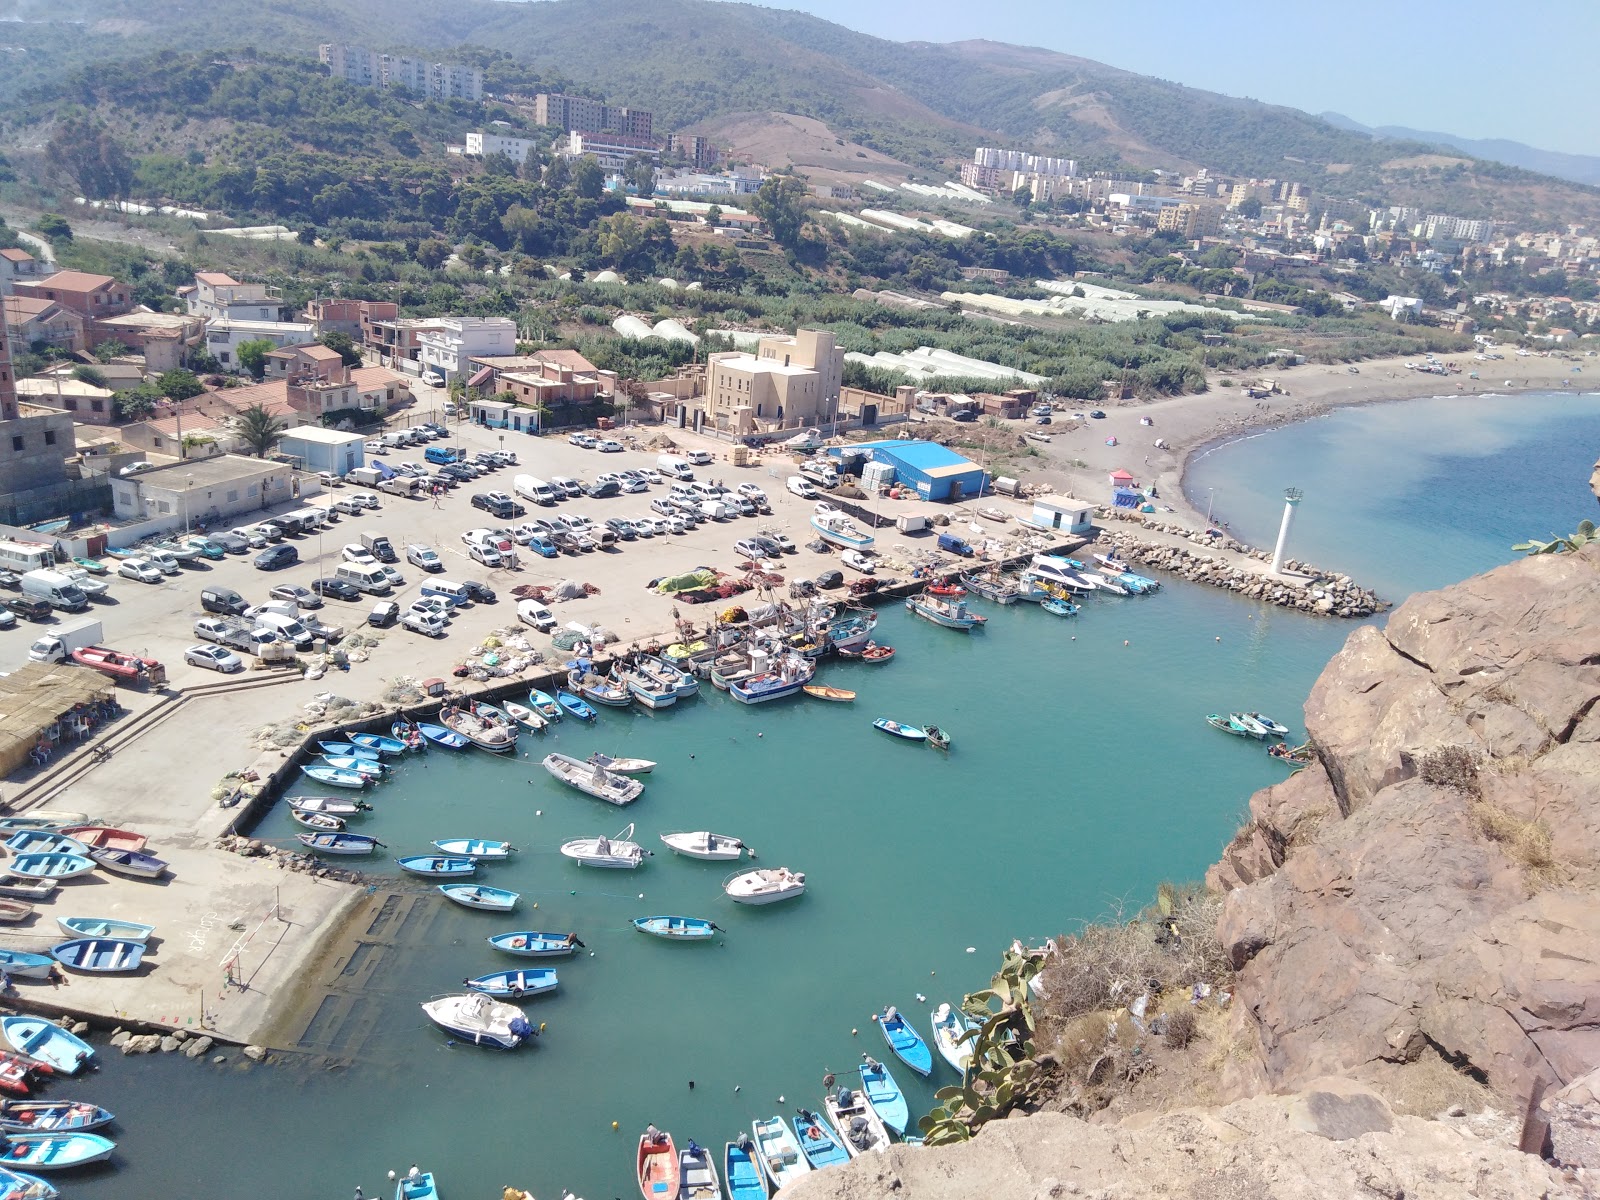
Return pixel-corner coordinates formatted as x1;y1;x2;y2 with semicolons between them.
233;403;287;458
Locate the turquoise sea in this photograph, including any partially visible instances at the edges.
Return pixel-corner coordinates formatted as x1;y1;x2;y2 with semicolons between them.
63;393;1600;1199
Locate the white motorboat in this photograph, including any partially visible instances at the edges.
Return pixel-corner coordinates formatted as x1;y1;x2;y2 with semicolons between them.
586;752;656;776
542;753;644;806
809;511;875;550
840;549;875;575
419;992;536;1049
930;1002;976;1073
822;1084;891;1157
723;867;806;905
659;831;747;862
560;823;647;869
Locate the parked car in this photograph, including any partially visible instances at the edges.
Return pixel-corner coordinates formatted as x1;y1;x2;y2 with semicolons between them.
761;530;797;553
349;491;381;510
462;581;497;604
604;518;637;541
786;476;818;499
631;517;659;538
524;534;559;559
468;544;503;568
210;531;250;554
119;557;164;583
583;480;620;499
735;539;770;561
231;527;268;549
402;609;447;637
193;616;233;643
550;476;583;498
269;584;322;610
332;497;366;516
311;578;362;602
6;596;51;621
471;492;525;519
363;441;387;455
1089;410;1106;419
342;544;376;564
0;605;15;630
368;600;400;628
406;544;444;572
568;433;597;449
253;545;299;571
409;597;453;620
118;461;154;477
378;564;405;588
185;643;243;673
733;498;757;517
516;598;557;631
753;535;787;558
595;439;623;453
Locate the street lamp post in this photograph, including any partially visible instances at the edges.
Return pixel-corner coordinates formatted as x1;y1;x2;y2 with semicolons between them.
184;475;194;536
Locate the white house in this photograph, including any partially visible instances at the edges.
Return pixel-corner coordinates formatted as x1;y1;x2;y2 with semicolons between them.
204;318;316;367
466;131;539;164
1379;295;1423;322
417;317;517;383
183;272;287;322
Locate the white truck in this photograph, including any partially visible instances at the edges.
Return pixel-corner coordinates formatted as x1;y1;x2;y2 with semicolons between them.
27;617;105;663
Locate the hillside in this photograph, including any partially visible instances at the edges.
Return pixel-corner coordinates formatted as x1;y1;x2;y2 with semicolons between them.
1322;111;1600;187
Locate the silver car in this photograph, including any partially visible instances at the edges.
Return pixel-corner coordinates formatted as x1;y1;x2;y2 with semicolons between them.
185;643;243;673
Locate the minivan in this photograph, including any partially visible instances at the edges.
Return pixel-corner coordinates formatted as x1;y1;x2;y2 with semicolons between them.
200;585;248;616
333;562;392;595
420;579;471;607
684;450;714;466
19;570;88;612
425;445;462;466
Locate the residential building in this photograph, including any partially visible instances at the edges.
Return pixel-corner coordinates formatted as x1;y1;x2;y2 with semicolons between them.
303;297;397;341
465;131;541;164
1156;203;1222;239
971;148;1075;177
654;172;761;197
0;248;40;295
277;426;365;476
958;163;1008;192
204;319;316;368
109;454;306;527
0;398;93;525
13;271;132;322
533;93;653;139
1380;295;1423;322
120;409;243;460
262;343;347;382
565;130;661;172
365;316;447;364
417;317;518;382
1228;179;1280;209
15;377;115;423
471;350;609;416
182;272;286;323
0;320;16;419
319;44;483;101
664;133;717;169
702;329;842;433
92;309;205;373
3;295;85;353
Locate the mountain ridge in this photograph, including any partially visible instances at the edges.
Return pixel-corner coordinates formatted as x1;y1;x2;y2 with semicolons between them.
1320;111;1600;187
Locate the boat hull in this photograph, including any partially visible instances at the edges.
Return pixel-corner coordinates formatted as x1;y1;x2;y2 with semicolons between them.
55;918;153;943
50;938;145;974
879;1010;934;1076
396;856;477;878
438;885;518;911
632;916;717;940
487;931;580;957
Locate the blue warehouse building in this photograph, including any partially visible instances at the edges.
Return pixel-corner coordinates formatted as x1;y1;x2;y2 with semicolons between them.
830;439;989;502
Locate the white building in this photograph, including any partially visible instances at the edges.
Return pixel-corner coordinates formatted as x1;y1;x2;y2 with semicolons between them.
278;426;365;476
566;131;661;172
1379;295;1423;322
319;44;483;101
183;272;286;323
972;148;1076;177
417;317;518;383
109;455;307;527
204;319;316;368
466;132;540;164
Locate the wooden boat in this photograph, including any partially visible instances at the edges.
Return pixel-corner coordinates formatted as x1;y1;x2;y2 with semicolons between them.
616;665;678;710
724;1138;766;1200
464;967;558;999
976;505;1010;523
501;701;548;732
88;847;168;878
0;1131;115;1170
416;722;469;750
1244;711;1291;738
1205;713;1254;739
570;673;630;708
286;795;369;817
69;558;107;576
822;1085;891;1157
390;720;426;751
0;902;32;926
723;867;805;905
317;741;380;761
728;661;814;705
878;1006;933;1076
1039;597;1079;617
290;809;344;832
55;917;153;943
803;684;856;702
419;992;535;1049
350;732;408;756
300;764;370;789
321;755;388;774
555;690;597;722
438;884;518;912
487;931;583;957
925;582;967;598
0;952;55;981
873;718;926;742
678;1139;720;1200
931;1002;976;1074
586;752;656;776
636;1129;678;1200
962;573;1026;605
527;689;563;720
542;753;643;806
0;814;87;833
752;1116;813;1191
560;823;646;869
1;1019;92;1074
1;834;86;858
791;1109;849;1170
838;642;895;663
858;1056;910;1136
49;938;145;974
905;592;985;630
55;825;148;852
925;725;951;750
6;856;93;882
1269;741;1316;765
0;1100;113;1134
396;1168;438;1200
658;831;746;862
0;880;54;903
475;702;519;728
431;838;514;860
295;832;382;856
395;855;476;878
632;916;718;940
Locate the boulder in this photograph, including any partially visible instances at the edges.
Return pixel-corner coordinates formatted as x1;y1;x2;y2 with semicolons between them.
184;1036;214;1059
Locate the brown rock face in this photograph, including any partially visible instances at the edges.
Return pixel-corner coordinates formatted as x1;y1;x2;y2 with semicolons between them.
1216;543;1600;1103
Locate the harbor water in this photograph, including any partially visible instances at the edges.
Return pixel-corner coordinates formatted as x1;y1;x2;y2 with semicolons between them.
61;392;1599;1199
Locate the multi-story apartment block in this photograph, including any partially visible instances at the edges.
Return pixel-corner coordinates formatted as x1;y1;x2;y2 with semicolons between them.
702;329;842;431
181;272;286;323
1155;203;1222;239
534;93;653;140
971;148;1076;177
465;131;541;164
319;44;483;102
416;317;518;383
665;134;718;170
958;163;1008;192
304;298;399;342
566;131;661;171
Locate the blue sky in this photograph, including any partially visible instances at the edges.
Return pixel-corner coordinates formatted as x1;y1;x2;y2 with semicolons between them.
760;0;1600;157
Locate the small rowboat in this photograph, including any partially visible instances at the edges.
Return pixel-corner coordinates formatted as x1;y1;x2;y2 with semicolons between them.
925;725;951;751
791;1109;849;1170
542;753;643;806
0;952;55;981
925;583;967;598
802;685;855;702
637;1130;679;1200
295;832;382;856
1039;597;1079;617
1;1018;93;1074
350;732;408;756
55;917;153;943
571;674;630;708
527;689;563;720
823;1085;890;1157
678;1139;720;1200
1269;741;1316;765
431;839;514;860
437;884;518;912
1243;711;1291;738
50;939;145;974
396;856;476;878
87;847;168;879
858;1057;909;1136
0;902;33;925
0;879;55;902
322;755;388;774
286;795;369;817
501;701;547;732
317;741;379;761
290;810;344;832
0;813;87;832
2;833;87;858
839;643;895;663
724;1138;766;1200
390;721;426;751
1205;713;1254;739
752;1116;813;1192
7;856;93;882
464;967;558;999
0;1131;115;1170
931;1002;976;1073
395;1168;438;1199
632;916;718;940
301;765;370;789
487;931;583;957
976;505;1010;523
55;826;148;852
877;1006;933;1076
555;690;597;722
586;753;655;776
659;831;746;862
416;723;469;749
873;718;926;742
1232;712;1272;739
0;1099;114;1133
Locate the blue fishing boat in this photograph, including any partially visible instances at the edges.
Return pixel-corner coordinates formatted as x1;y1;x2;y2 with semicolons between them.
395;855;476;878
0;1100;113;1134
555;690;597;721
6;855;93;881
858;1056;909;1135
0;1018;93;1074
55;917;153;943
395;1167;439;1200
791;1109;850;1170
49;939;145;974
904;592;985;631
488;930;583;957
321;755;388;774
0;1169;56;1200
300;764;370;789
632;916;718;941
0;951;55;981
1;833;87;858
296;832;383;856
873;718;926;742
527;689;563;720
431;838;514;860
724;1138;766;1200
437;884;518;911
1039;597;1080;617
350;732;408;756
416;723;469;749
464;967;558;999
86;847;168;879
571;674;630;708
316;741;379;761
877;1006;933;1076
0;1132;114;1170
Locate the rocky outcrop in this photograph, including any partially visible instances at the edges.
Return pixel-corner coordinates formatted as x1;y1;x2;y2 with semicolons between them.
1215;543;1600;1104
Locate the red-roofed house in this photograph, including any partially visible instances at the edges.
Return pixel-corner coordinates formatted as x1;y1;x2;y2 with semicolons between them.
3;295;85;353
0;248;40;295
263;343;345;381
14;271;132;322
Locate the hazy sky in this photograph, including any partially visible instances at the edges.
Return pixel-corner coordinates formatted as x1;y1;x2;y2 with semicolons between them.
762;0;1600;157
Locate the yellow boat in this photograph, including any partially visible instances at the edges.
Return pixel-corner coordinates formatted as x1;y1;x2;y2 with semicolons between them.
803;685;856;702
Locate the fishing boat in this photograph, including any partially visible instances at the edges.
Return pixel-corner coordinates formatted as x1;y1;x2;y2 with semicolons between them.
395;1167;438;1200
809;511;875;550
1269;741;1316;765
475;702;520;728
930;1003;976;1074
0;814;87;832
1039;597;1079;617
858;1057;910;1136
487;931;583;957
570;672;631;708
395;855;477;878
350;732;408;756
285;795;369;817
300;764;370;789
729;659;815;705
431;838;514;860
724;1137;766;1200
924;724;951;751
555;690;597;722
658;831;746;862
752;1116;813;1191
87;847;168;878
316;741;379;761
1205;713;1256;739
790;1110;849;1171
55;917;153;943
500;701;548;732
321;755;387;775
290;809;344;832
55;825;149;852
638;656;699;698
415;722;469;750
49;939;145;974
615;664;678;710
825;610;878;653
0;1100;113;1134
905;592;985;631
6;856;93;882
390;721;427;751
632;916;718;941
1;834;86;858
464;967;558;999
586;753;656;776
437;705;517;753
723;867;806;905
678;1139;720;1200
560;823;646;869
0;881;54;903
295;832;382;856
877;1006;933;1076
637;1129;678;1200
419;992;535;1049
0;903;31;926
0;1019;92;1074
873;718;926;742
839;548;875;574
0;1132;115;1170
542;754;643;806
822;1085;891;1157
976;505;1011;523
1244;711;1291;738
527;689;563;720
803;685;855;702
962;573;1025;604
837;640;895;664
0;952;55;981
438;884;518;912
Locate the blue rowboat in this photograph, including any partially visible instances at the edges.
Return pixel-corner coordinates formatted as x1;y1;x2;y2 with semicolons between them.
873;718;927;742
2;833;87;858
632;916;718;941
751;1116;812;1192
437;884;518;912
488;930;583;957
878;1006;933;1076
321;755;388;774
431;838;514;860
300;765;369;789
0;950;55;980
296;832;383;856
7;855;93;881
791;1109;849;1170
87;847;167;879
0;1131;114;1171
555;690;596;722
0;1099;113;1134
396;855;476;878
528;689;562;720
316;741;379;761
395;1168;439;1200
1039;597;1079;617
724;1138;766;1200
55;917;153;943
50;939;144;974
350;732;407;755
416;723;468;749
858;1057;909;1135
0;1169;57;1200
464;967;558;999
0;1018;93;1074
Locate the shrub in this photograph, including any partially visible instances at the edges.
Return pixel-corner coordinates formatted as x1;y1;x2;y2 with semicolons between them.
1418;746;1481;797
1163;1007;1197;1050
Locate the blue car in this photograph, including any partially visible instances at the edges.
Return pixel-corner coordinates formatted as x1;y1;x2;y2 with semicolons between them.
526;534;559;558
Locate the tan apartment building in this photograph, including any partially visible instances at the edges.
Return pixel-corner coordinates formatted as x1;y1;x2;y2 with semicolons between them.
702;330;842;433
1156;203;1222;239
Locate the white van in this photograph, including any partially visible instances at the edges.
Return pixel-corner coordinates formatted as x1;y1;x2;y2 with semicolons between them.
334;562;393;595
143;548;182;575
513;474;558;507
19;569;89;612
516;598;556;631
684;449;714;466
254;611;315;649
656;454;695;481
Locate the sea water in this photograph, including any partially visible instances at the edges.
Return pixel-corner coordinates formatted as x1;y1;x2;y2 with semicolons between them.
65;393;1600;1198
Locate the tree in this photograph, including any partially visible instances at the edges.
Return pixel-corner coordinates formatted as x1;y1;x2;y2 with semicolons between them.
317;331;362;367
112;383;162;421
415;238;450;270
624;155;655;198
705;204;722;229
571;155;605;201
232;403;287;457
156;369;204;401
751;172;808;250
33;214;72;243
236;339;275;379
71;364;107;388
1237;197;1263;219
44;115;133;202
1012;185;1033;208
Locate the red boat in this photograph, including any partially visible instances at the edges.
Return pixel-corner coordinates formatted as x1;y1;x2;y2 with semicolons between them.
58;826;149;853
839;642;896;664
927;583;967;598
636;1129;678;1200
69;646;165;686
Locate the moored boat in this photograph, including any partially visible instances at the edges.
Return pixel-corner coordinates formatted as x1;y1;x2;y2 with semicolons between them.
350;731;408;756
0;1019;92;1074
822;1084;891;1157
930;1002;976;1074
320;755;387;775
49;938;145;974
586;753;655;776
924;724;951;750
724;1136;766;1200
1039;596;1079;617
56;825;148;852
390;720;426;751
464;967;558;999
803;685;855;702
1269;741;1316;765
0;1131;115;1171
6;856;93;882
295;832;382;856
500;701;548;732
438;884;518;911
316;741;379;761
0;1165;57;1198
436;704;516;753
416;722;469;750
395;855;476;878
430;838;514;860
723;867;805;905
1231;712;1272;739
555;690;597;722
419;992;535;1049
790;1109;849;1170
1243;711;1291;737
396;1167;438;1200
1205;713;1254;738
962;573;1026;604
290;809;344;832
632;915;718;940
878;1005;933;1076
658;831;746;861
487;931;583;957
752;1115;813;1191
615;664;678;710
300;764;371;789
542;754;643;806
638;655;699;698
837;641;895;663
570;672;630;708
527;688;563;720
0;1100;113;1134
858;1056;909;1136
873;718;926;742
285;795;369;817
678;1138;720;1200
905;592;985;631
636;1129;678;1200
55;917;153;943
560;823;646;869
